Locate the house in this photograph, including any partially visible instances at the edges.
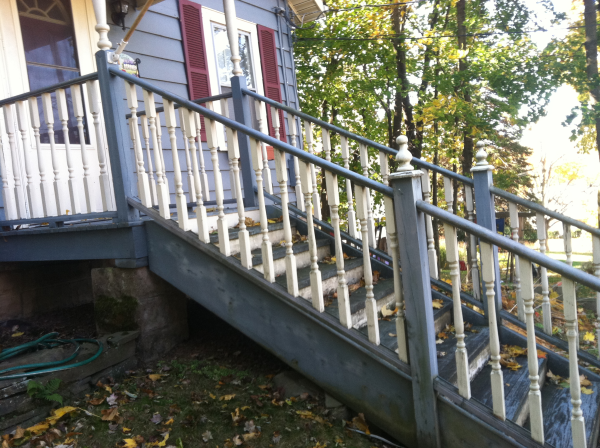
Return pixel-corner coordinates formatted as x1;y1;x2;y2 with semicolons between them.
0;1;599;447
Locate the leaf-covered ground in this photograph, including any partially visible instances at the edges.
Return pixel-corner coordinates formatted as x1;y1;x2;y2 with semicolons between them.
2;305;402;448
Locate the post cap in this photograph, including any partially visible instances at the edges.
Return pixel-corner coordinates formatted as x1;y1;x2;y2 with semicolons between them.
395;135;412;172
471;141;493;172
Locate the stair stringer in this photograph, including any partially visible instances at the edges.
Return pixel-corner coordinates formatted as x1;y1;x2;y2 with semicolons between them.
142;215;546;448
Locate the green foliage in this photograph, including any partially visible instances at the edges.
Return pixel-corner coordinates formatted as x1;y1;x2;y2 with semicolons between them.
27;378;63;404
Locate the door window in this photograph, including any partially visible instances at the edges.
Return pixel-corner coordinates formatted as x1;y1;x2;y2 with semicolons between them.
17;0;88;144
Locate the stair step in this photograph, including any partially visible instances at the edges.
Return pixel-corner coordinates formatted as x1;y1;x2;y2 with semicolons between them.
206;222;291;255
275;257;364;300
325;277;396;328
252;239;331;276
471;355;548;426
539;380;600;448
437;326;490;385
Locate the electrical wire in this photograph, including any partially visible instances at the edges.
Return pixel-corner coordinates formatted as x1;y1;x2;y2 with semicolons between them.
0;333;103;381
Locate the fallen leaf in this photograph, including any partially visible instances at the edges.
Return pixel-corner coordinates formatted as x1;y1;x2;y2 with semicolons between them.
537;350;547;359
122;427;132;433
202;430;213;442
272;431;282;444
26;422;49;435
88;397;105;406
209;393;216;399
244;420;256;433
107;393;118;406
14;427;24;439
351;413;370;434
436;339;444;345
151;413;162;425
243;432;259;441
389;333;397;337
101;407;119;421
147;432;169;447
381;305;397;317
148;374;162;382
165;418;174;425
580;376;592;387
233;435;243;445
432;299;444;309
11;332;24;337
123;439;138;448
584;332;595;342
220;394;236;401
582;387;594;395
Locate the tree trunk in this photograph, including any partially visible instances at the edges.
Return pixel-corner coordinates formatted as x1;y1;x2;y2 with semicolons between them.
457;0;474;176
584;0;600;225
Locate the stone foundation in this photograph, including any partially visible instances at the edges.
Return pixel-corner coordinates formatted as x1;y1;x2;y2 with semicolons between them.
91;266;189;361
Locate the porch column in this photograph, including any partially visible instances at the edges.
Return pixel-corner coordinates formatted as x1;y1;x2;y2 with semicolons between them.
226;0;258;207
91;0;112;51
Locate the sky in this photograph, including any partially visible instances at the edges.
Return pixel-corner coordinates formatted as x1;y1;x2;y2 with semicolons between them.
518;0;600;227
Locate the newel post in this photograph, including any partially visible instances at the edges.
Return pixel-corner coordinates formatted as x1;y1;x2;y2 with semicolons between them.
471;142;502;315
96;50;139;223
390;136;440;448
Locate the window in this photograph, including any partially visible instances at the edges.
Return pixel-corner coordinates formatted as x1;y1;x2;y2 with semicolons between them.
17;0;88;144
212;24;255;89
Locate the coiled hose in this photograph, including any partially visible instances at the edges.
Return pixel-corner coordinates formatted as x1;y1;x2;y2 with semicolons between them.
0;332;103;380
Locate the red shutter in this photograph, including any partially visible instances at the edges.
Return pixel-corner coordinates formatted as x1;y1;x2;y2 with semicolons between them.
179;0;211;141
257;25;287;145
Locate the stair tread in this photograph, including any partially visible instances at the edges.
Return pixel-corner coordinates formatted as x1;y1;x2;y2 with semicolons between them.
325;277;395;320
356;296;460;351
437;326;490;384
275;257;364;291
209;221;286;244
540;380;600;448
252;239;330;265
471;355;546;423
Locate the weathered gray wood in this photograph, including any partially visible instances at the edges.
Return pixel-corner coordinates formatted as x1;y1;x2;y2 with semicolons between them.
389;142;440;448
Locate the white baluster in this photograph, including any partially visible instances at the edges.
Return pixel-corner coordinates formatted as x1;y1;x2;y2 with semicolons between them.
536;212;552;334
27;97;50;217
256;101;273;194
142;90;170;218
443;176;454;213
125;81;152;207
356;184;379;345
359;143;376;248
141;115;158;206
564;277;587;447
299;159;323;310
564;223;573;267
444;222;470;398
275;145;298;296
594;236;600;359
465;185;481;301
85;80;110;211
156;111;170;199
379;151;389;186
421;169;438;280
480;242;505;420
205;103;230;254
219;99;236;201
178;107;196;203
385;196;407;362
287;113;304;211
41;93;68;216
326;170;350;327
164;100;190;231
341;136;357;237
0;114;17;219
56;88;80;215
304;120;321;220
181;109;210;243
508;202;524;321
71;86;95;212
194;112;211;202
15;101;42;217
519;257;545;443
3;105;27;218
252;138;275;281
270;109;298;292
322;128;331;162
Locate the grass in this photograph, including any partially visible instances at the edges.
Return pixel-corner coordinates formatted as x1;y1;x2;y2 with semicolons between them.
2;305;392;448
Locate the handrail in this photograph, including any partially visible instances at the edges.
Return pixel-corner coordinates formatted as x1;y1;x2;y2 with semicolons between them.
241;88;474;187
127;91;233;119
417;200;600;291
490;185;600;238
109;66;393;197
0;73;99;108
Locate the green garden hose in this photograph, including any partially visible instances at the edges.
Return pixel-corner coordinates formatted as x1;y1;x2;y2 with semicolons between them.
0;332;103;380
